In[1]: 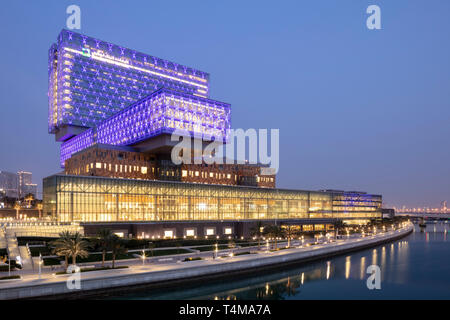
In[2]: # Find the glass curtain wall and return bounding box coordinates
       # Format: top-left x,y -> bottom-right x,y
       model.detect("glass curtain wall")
43,175 -> 381,223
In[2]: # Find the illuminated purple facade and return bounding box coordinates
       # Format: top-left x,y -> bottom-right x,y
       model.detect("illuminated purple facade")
60,88 -> 231,167
48,29 -> 210,136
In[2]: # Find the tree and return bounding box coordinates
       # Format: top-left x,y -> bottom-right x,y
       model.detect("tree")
95,229 -> 112,267
263,225 -> 285,250
37,203 -> 43,219
250,221 -> 265,250
51,231 -> 72,270
148,242 -> 155,257
14,202 -> 20,220
24,193 -> 34,208
228,240 -> 236,255
51,231 -> 90,269
109,235 -> 127,269
333,220 -> 347,239
282,225 -> 299,248
69,232 -> 90,266
175,241 -> 182,254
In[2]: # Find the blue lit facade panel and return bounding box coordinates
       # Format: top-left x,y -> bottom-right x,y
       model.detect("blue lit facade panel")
60,88 -> 231,167
49,30 -> 210,133
332,192 -> 382,214
60,128 -> 95,167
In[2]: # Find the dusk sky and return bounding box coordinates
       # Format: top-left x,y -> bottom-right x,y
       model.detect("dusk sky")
0,0 -> 449,208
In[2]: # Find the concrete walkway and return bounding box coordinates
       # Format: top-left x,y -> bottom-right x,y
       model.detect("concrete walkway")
0,224 -> 413,300
2,231 -> 34,271
5,232 -> 20,262
18,246 -> 33,271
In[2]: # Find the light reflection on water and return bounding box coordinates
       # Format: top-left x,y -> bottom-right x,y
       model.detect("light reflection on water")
105,223 -> 450,300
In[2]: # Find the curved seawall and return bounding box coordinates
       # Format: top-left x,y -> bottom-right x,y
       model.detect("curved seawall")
0,224 -> 413,300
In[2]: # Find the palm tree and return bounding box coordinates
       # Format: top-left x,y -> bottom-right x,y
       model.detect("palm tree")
24,193 -> 34,208
283,225 -> 299,248
175,241 -> 182,254
109,235 -> 127,269
95,229 -> 112,267
51,231 -> 72,270
228,240 -> 236,256
51,231 -> 90,269
250,221 -> 265,250
68,232 -> 90,266
263,225 -> 285,250
148,242 -> 155,257
37,203 -> 43,219
14,202 -> 20,220
333,220 -> 346,239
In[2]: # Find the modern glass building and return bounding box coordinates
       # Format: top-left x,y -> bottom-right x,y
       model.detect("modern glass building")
60,88 -> 231,167
43,175 -> 382,224
48,29 -> 210,139
44,30 -> 384,238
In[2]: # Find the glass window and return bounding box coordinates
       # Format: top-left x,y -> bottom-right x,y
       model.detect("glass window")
164,230 -> 174,238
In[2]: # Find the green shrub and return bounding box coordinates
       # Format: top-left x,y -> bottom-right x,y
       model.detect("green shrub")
0,265 -> 12,272
183,257 -> 202,262
29,246 -> 52,257
191,245 -> 229,252
0,260 -> 22,272
234,251 -> 255,256
43,257 -> 63,266
141,248 -> 190,256
17,237 -> 54,246
0,275 -> 21,280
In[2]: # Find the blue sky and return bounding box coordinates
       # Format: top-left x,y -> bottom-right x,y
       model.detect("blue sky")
0,0 -> 449,207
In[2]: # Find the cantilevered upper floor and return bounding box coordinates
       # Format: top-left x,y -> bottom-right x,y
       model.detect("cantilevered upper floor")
48,29 -> 210,139
59,88 -> 231,167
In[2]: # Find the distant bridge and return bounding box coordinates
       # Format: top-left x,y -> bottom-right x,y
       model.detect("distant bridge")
396,212 -> 450,219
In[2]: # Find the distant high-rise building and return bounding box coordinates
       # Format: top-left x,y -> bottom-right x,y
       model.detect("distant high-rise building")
441,200 -> 448,211
0,171 -> 19,198
18,171 -> 37,198
0,171 -> 38,199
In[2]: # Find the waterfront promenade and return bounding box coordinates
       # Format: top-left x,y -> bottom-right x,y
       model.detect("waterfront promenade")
0,223 -> 413,299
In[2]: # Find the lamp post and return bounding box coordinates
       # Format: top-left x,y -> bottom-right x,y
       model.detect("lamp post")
37,203 -> 43,220
38,253 -> 42,279
141,250 -> 146,266
14,202 -> 20,220
214,243 -> 218,259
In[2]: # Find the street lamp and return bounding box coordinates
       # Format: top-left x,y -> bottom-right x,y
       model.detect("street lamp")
38,253 -> 42,279
141,250 -> 146,266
